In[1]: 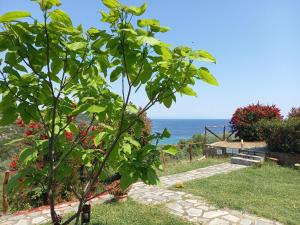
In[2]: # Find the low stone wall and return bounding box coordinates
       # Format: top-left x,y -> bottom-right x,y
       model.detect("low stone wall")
204,144 -> 267,157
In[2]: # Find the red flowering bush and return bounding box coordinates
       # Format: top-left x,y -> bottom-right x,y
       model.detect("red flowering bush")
230,104 -> 282,141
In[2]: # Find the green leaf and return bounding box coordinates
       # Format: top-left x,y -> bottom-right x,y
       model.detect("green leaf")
110,66 -> 122,82
0,11 -> 31,23
87,27 -> 100,36
102,0 -> 121,9
38,0 -> 61,11
19,148 -> 38,165
124,136 -> 140,148
66,42 -> 87,51
157,26 -> 169,33
7,172 -> 22,192
49,9 -> 72,27
94,132 -> 106,147
162,145 -> 177,156
137,19 -> 169,33
137,36 -> 161,46
198,67 -> 219,86
124,3 -> 147,16
51,59 -> 63,75
162,128 -> 171,138
123,143 -> 131,154
71,104 -> 89,115
68,123 -> 78,133
127,104 -> 139,114
87,105 -> 106,113
120,165 -> 137,190
137,19 -> 160,28
153,46 -> 172,60
198,50 -> 216,63
162,96 -> 172,108
195,50 -> 216,63
54,125 -> 60,134
140,61 -> 152,83
4,138 -> 24,146
0,35 -> 10,52
146,168 -> 159,185
174,45 -> 192,57
118,28 -> 137,35
180,86 -> 197,96
0,106 -> 17,126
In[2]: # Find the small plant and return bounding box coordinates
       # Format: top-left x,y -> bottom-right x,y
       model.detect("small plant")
230,103 -> 282,141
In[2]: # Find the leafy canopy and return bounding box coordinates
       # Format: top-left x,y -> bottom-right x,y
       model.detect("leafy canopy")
0,0 -> 217,223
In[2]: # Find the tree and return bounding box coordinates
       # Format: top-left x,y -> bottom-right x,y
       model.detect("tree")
0,0 -> 218,224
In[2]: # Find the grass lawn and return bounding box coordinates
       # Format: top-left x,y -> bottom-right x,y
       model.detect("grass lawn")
56,199 -> 192,225
157,157 -> 228,177
173,163 -> 300,225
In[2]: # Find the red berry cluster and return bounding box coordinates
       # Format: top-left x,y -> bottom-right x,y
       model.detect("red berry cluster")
64,125 -> 97,147
9,155 -> 18,170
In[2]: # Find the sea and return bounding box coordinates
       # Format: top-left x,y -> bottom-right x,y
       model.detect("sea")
151,119 -> 230,144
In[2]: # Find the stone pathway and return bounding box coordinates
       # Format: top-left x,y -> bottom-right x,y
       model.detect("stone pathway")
159,163 -> 247,188
128,163 -> 282,225
0,163 -> 282,225
129,183 -> 281,225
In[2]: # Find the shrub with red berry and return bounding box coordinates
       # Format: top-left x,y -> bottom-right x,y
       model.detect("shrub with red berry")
230,103 -> 282,141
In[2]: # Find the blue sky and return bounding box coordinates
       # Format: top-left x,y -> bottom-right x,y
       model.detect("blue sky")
1,0 -> 299,119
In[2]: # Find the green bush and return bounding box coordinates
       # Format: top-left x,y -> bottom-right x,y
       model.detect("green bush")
258,118 -> 300,153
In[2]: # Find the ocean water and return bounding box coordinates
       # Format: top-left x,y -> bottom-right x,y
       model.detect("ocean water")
152,119 -> 230,144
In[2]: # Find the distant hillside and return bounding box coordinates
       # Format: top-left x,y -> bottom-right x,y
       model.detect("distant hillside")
0,124 -> 23,171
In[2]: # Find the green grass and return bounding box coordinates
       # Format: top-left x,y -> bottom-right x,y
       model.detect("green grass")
51,199 -> 192,225
156,157 -> 228,176
173,163 -> 300,225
